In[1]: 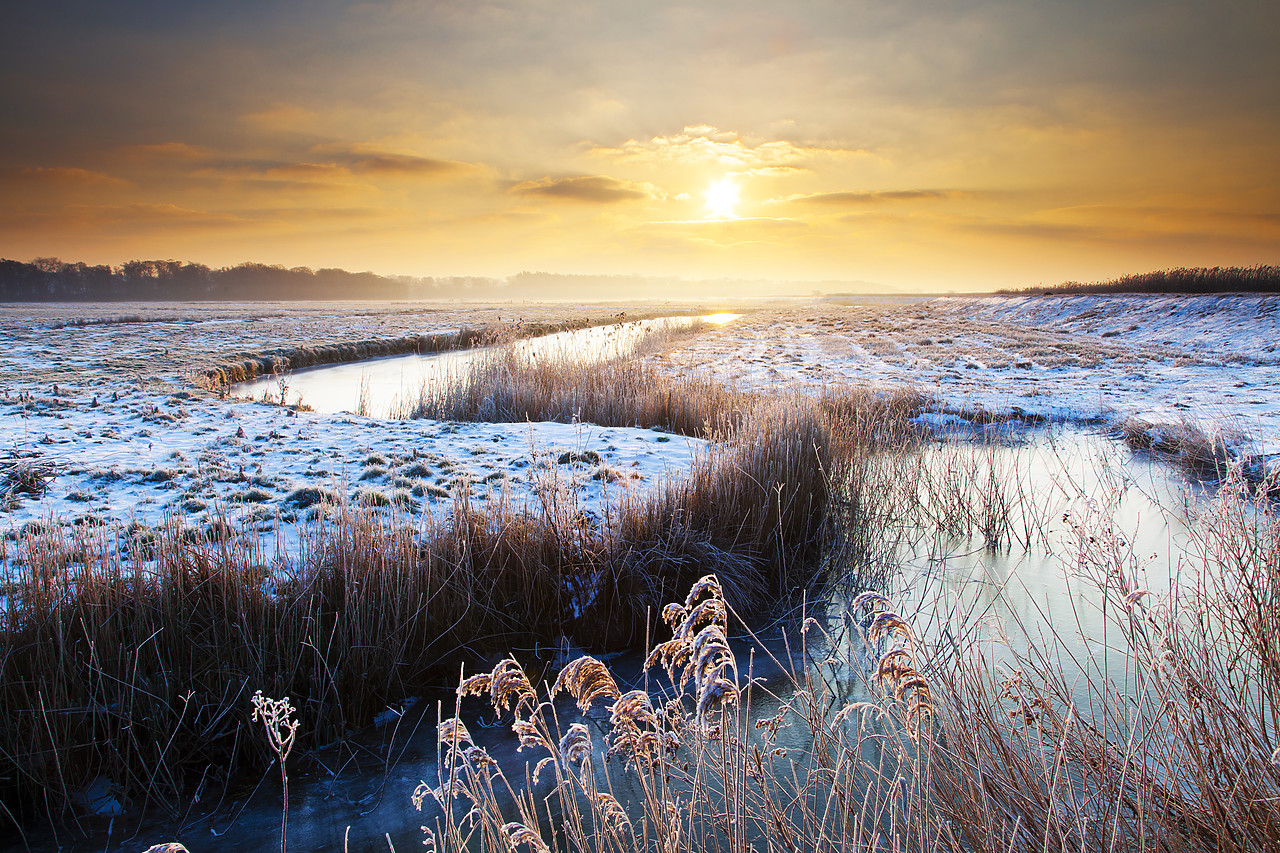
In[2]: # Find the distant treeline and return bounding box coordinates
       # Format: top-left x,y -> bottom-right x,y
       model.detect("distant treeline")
0,256 -> 884,301
1007,265 -> 1280,295
0,257 -> 506,302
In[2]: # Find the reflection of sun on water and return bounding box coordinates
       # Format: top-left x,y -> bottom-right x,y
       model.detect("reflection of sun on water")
702,313 -> 740,325
704,177 -> 740,219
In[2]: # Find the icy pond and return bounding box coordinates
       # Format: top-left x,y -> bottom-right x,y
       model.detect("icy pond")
25,425 -> 1213,853
231,314 -> 740,417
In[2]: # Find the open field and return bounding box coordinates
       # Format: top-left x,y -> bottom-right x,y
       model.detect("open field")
3,294 -> 1276,547
1,294 -> 1278,851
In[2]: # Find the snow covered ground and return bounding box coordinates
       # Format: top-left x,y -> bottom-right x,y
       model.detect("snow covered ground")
0,387 -> 702,562
2,294 -> 1277,566
650,293 -> 1280,457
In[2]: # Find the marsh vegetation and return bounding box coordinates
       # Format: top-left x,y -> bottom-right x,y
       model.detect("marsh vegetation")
0,302 -> 1277,852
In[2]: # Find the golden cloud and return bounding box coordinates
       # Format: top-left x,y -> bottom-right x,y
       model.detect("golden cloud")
113,142 -> 213,163
591,125 -> 867,172
789,189 -> 969,206
5,167 -> 131,189
188,148 -> 470,189
0,203 -> 244,232
511,175 -> 654,203
348,152 -> 468,176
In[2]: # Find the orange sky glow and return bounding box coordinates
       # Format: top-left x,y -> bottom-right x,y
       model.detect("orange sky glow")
2,1 -> 1277,293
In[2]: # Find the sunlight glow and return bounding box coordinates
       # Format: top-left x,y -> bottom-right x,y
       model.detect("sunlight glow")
703,176 -> 740,219
702,312 -> 741,325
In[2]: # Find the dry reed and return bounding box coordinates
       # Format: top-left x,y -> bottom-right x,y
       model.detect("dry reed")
415,466 -> 1280,853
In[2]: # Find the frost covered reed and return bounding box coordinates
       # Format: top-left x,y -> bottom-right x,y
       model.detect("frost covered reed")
420,468 -> 1280,852
419,574 -> 941,853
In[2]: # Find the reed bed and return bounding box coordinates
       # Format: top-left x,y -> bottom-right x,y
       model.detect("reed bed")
408,322 -> 741,436
204,328 -> 488,387
421,464 -> 1280,853
1007,264 -> 1280,295
203,311 -> 704,387
1116,415 -> 1275,488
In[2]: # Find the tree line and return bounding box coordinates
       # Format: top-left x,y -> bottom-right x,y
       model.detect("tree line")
0,257 -> 872,302
0,257 -> 511,301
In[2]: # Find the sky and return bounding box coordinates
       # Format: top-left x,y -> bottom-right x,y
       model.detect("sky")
2,0 -> 1278,292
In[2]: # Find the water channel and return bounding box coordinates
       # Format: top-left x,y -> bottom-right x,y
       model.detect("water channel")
232,315 -> 739,418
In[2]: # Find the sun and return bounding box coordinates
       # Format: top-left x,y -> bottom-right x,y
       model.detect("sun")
703,176 -> 740,219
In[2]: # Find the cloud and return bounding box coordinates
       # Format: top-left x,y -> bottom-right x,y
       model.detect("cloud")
74,202 -> 246,228
248,206 -> 407,223
186,148 -> 471,188
262,162 -> 350,180
790,189 -> 969,206
947,205 -> 1280,248
632,216 -> 808,250
591,125 -> 866,172
4,167 -> 132,189
511,175 -> 653,203
0,202 -> 245,232
114,142 -> 212,162
347,152 -> 467,176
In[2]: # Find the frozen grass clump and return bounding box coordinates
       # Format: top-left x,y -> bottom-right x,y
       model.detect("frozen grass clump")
402,462 -> 432,478
284,486 -> 336,508
353,487 -> 395,507
1,456 -> 58,507
1119,415 -> 1246,479
413,482 -> 450,499
556,449 -> 601,465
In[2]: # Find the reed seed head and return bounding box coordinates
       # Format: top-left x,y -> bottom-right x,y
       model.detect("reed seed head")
501,821 -> 552,853
488,658 -> 537,716
511,718 -> 553,754
559,722 -> 592,768
595,792 -> 633,834
553,655 -> 621,712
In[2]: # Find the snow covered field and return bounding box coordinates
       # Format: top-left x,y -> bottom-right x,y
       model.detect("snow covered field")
652,293 -> 1280,456
2,294 -> 1277,565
